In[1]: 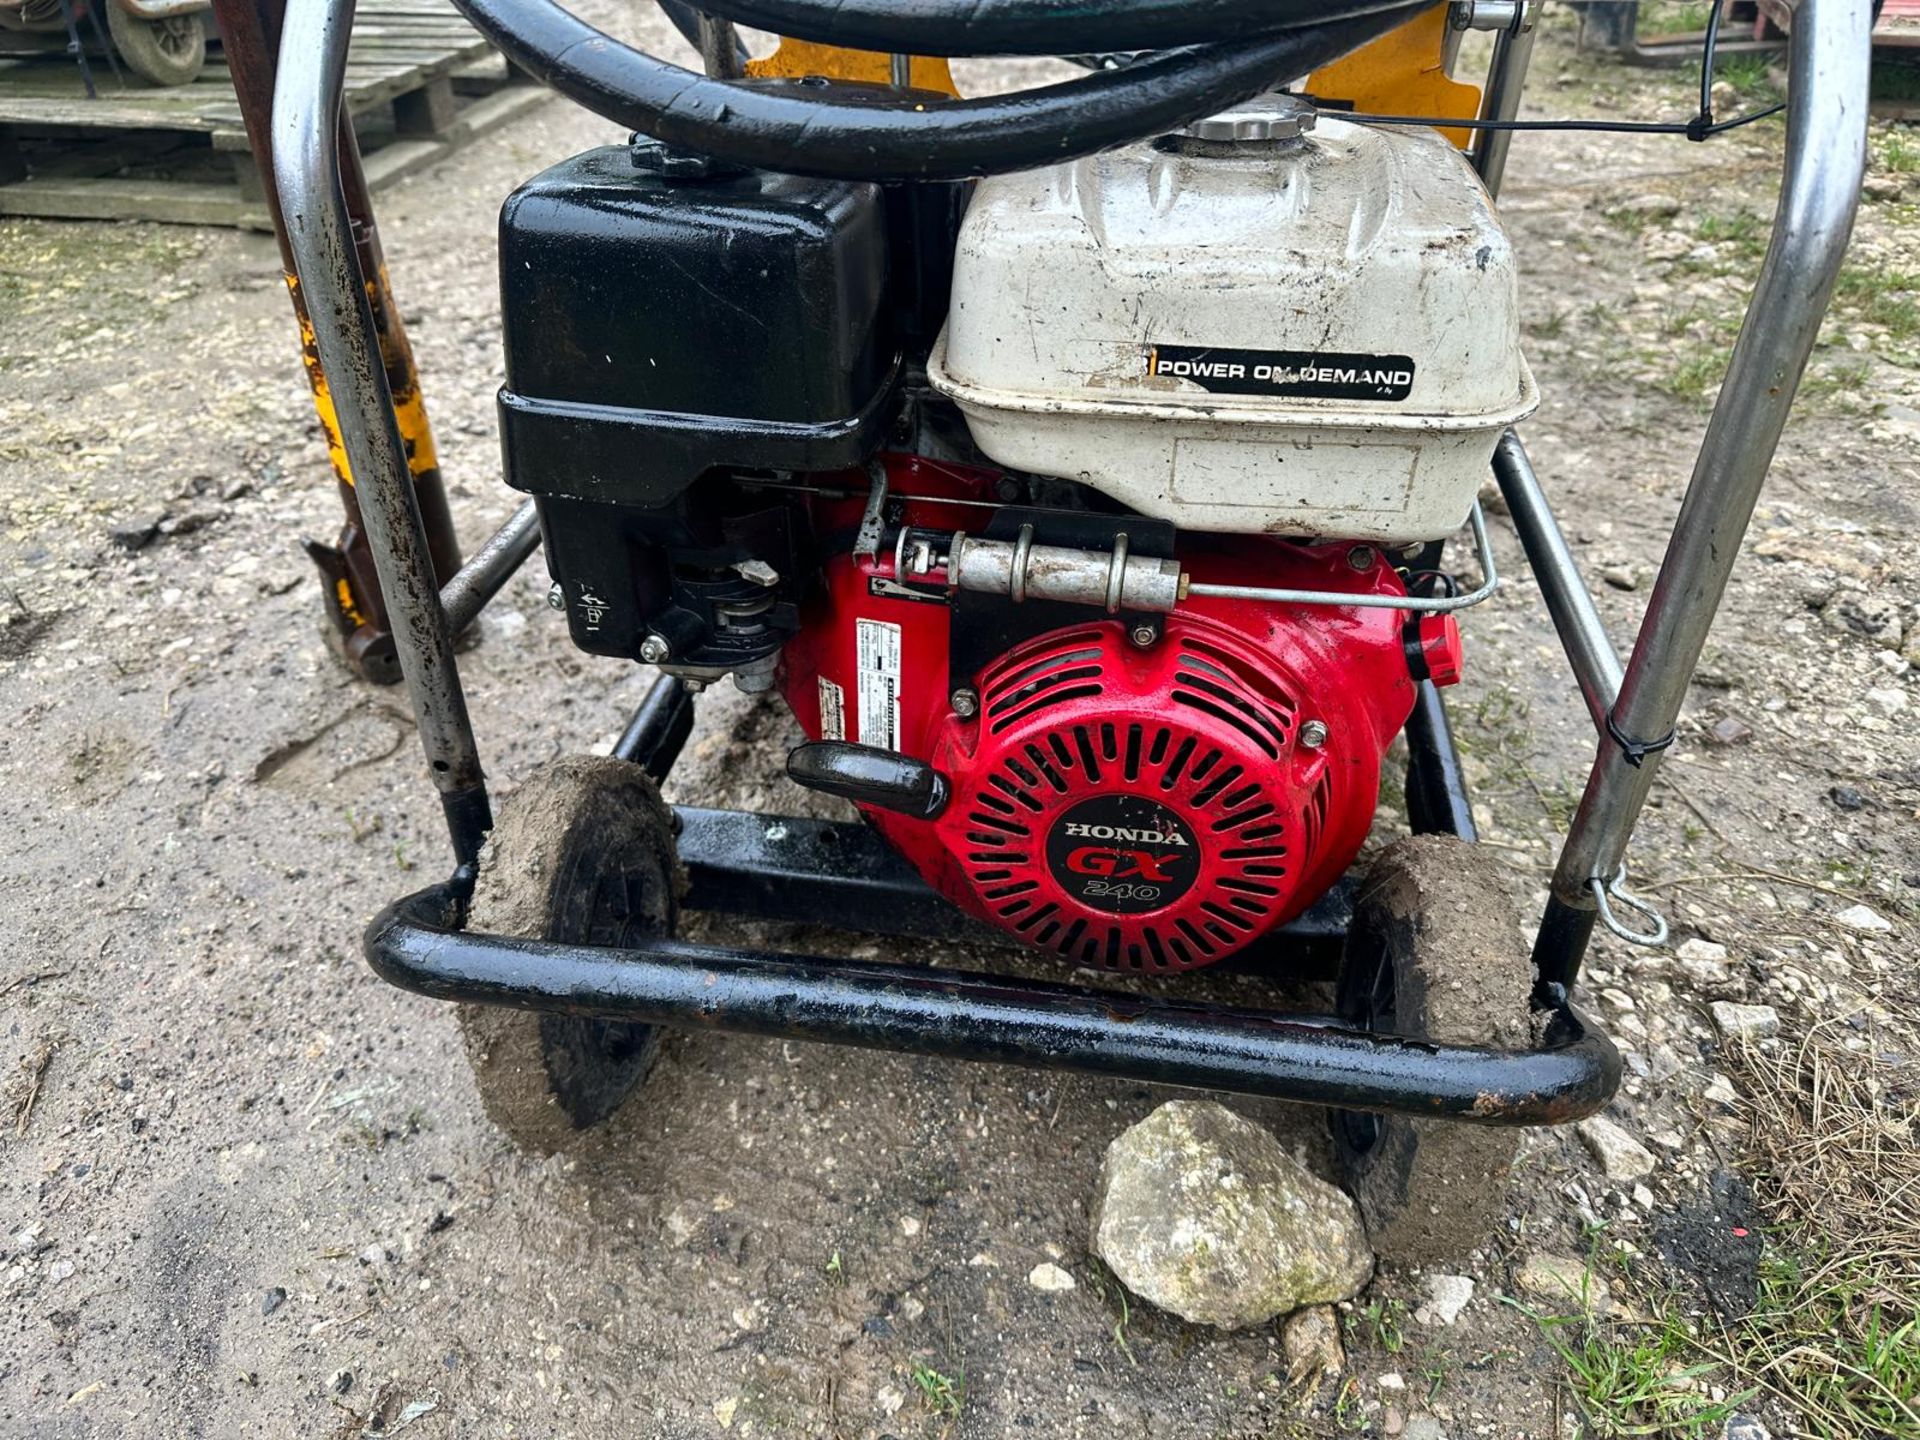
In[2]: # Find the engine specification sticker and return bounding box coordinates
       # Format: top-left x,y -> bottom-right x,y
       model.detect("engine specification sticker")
817,677 -> 845,742
855,619 -> 902,752
1145,344 -> 1416,402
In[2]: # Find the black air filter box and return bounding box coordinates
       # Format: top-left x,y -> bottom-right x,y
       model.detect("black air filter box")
498,148 -> 895,508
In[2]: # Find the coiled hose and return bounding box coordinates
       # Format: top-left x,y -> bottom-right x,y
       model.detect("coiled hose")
448,0 -> 1423,181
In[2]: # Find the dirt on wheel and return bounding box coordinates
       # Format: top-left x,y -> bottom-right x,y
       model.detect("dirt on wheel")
1335,835 -> 1535,1265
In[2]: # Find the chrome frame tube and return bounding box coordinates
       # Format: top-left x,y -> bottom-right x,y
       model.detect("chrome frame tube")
1549,0 -> 1867,910
440,499 -> 541,637
1470,0 -> 1536,197
1492,431 -> 1623,727
273,0 -> 493,862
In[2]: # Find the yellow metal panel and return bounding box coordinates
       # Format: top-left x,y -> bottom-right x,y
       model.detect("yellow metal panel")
744,37 -> 958,95
1307,4 -> 1481,150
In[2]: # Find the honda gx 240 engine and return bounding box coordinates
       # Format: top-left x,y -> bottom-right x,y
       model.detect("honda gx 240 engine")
500,93 -> 1533,973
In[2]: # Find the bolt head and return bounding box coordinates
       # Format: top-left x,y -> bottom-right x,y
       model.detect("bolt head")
1129,624 -> 1158,648
950,688 -> 979,719
1299,719 -> 1329,750
546,582 -> 566,611
1346,546 -> 1375,572
638,634 -> 671,664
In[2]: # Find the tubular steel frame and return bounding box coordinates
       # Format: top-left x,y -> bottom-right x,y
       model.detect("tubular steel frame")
272,0 -> 1867,1124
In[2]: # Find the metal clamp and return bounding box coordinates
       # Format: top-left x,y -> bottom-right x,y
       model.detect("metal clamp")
1104,532 -> 1129,614
1590,866 -> 1668,947
1009,523 -> 1035,603
1450,0 -> 1533,34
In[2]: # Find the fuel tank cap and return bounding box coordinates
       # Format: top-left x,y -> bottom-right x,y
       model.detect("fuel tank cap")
1182,93 -> 1317,144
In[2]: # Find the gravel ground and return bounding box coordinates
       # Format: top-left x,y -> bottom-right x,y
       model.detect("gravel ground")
1,12 -> 1916,1439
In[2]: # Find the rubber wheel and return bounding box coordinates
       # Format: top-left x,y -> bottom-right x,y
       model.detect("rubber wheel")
1331,835 -> 1533,1264
457,756 -> 680,1155
104,4 -> 205,87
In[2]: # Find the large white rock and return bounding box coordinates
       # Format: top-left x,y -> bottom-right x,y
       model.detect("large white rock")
1089,1101 -> 1372,1330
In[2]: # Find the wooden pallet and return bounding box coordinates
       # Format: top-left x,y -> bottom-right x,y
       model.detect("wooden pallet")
0,0 -> 547,227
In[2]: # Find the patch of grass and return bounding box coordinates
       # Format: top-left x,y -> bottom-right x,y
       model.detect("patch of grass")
1874,129 -> 1920,176
1529,307 -> 1572,341
1642,1 -> 1715,33
1713,53 -> 1778,102
1700,1248 -> 1920,1439
1082,1258 -> 1138,1367
1679,1020 -> 1920,1437
1602,206 -> 1656,237
1833,264 -> 1920,342
1520,1298 -> 1751,1438
1346,1296 -> 1407,1355
1331,1378 -> 1369,1433
909,1362 -> 963,1422
1693,209 -> 1769,258
1659,346 -> 1733,403
1795,361 -> 1879,418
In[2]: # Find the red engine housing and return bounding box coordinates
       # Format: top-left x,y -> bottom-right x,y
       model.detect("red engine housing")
778,455 -> 1456,972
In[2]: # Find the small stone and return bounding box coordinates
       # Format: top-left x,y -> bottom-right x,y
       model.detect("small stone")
1703,1073 -> 1739,1106
1601,565 -> 1639,591
160,509 -> 220,538
1378,1371 -> 1406,1391
1515,1253 -> 1611,1315
1418,1273 -> 1474,1326
1710,1002 -> 1781,1040
1827,785 -> 1866,812
1384,1405 -> 1406,1436
358,1243 -> 386,1266
875,1385 -> 904,1417
1577,1115 -> 1656,1182
1281,1305 -> 1345,1385
1089,1100 -> 1373,1329
109,515 -> 165,551
1614,192 -> 1681,218
898,1215 -> 922,1237
1403,1419 -> 1450,1440
712,1396 -> 738,1430
1825,597 -> 1903,645
1834,904 -> 1892,934
1706,716 -> 1754,746
1724,1416 -> 1770,1440
328,1370 -> 354,1396
261,1287 -> 287,1317
1676,938 -> 1729,965
1866,688 -> 1907,716
1027,1262 -> 1076,1294
48,1259 -> 74,1282
1632,1184 -> 1656,1210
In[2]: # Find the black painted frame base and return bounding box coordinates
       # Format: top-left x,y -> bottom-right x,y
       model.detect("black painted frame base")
366,877 -> 1618,1125
360,674 -> 1621,1126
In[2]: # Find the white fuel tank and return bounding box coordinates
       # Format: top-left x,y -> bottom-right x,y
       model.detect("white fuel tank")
926,97 -> 1536,543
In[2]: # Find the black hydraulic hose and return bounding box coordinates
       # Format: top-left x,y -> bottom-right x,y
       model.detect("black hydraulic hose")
449,0 -> 1423,180
690,0 -> 1416,57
